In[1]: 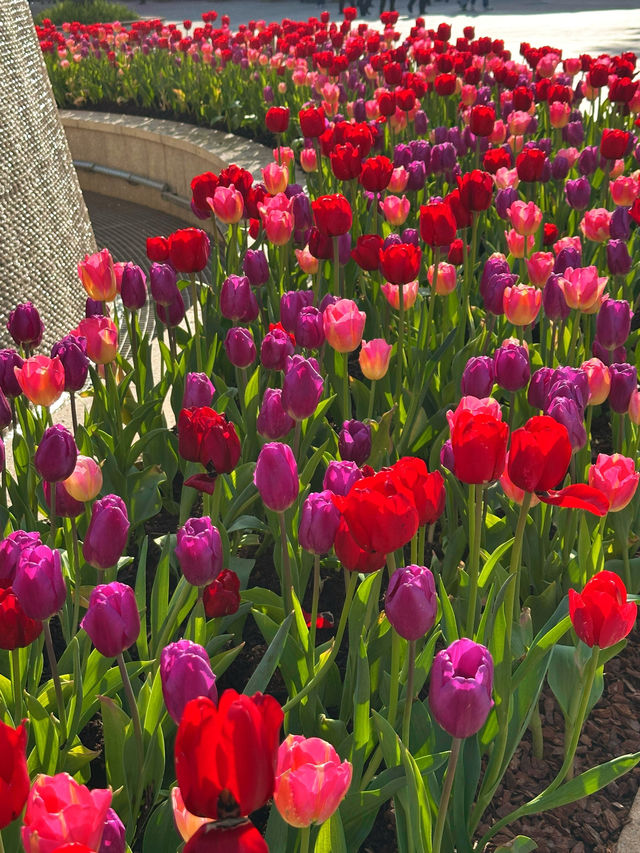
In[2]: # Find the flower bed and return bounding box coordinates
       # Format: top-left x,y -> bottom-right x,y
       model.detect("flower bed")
1,7 -> 640,853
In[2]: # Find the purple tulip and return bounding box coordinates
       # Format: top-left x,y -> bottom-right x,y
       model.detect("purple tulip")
564,177 -> 590,210
577,145 -> 598,176
386,564 -> 437,641
254,443 -> 299,513
481,272 -> 517,316
85,298 -> 104,317
34,425 -> 78,484
323,460 -> 363,496
596,297 -> 632,349
493,341 -> 530,392
528,367 -> 556,410
7,302 -> 43,349
429,638 -> 494,738
280,290 -> 314,334
149,263 -> 179,306
0,388 -> 11,430
495,187 -> 519,220
414,110 -> 428,135
553,248 -> 581,275
51,335 -> 89,392
440,439 -> 455,473
606,240 -> 632,276
338,419 -> 372,467
461,356 -> 495,398
220,275 -> 259,323
156,290 -> 185,328
551,155 -> 570,181
183,372 -> 215,409
592,339 -> 626,366
298,490 -> 341,555
81,582 -> 140,657
546,396 -> 587,450
294,306 -> 325,350
0,349 -> 23,398
542,274 -> 571,321
261,326 -> 295,371
99,808 -> 126,853
406,160 -> 427,191
551,367 -> 590,408
175,516 -> 223,587
0,530 -> 41,587
256,388 -> 295,439
83,495 -> 130,571
609,363 -> 637,413
14,545 -> 66,621
610,206 -> 631,241
224,327 -> 256,368
160,639 -> 218,724
120,263 -> 147,311
282,356 -> 324,421
243,249 -> 269,286
401,228 -> 420,247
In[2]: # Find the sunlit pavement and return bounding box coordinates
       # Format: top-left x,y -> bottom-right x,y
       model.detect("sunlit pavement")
126,0 -> 640,57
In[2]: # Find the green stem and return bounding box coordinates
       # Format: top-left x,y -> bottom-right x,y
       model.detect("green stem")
0,830 -> 5,853
11,648 -> 22,725
299,825 -> 310,853
367,379 -> 377,421
332,237 -> 342,298
189,273 -> 203,373
44,619 -> 67,745
70,517 -> 82,636
432,737 -> 463,853
117,652 -> 145,821
308,554 -> 321,665
342,351 -> 351,423
566,310 -> 581,365
388,628 -> 402,729
530,702 -> 544,760
396,282 -> 405,407
401,639 -> 416,745
465,483 -> 484,638
279,512 -> 294,615
48,483 -> 56,548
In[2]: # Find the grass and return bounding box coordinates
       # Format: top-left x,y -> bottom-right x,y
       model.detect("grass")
34,0 -> 139,25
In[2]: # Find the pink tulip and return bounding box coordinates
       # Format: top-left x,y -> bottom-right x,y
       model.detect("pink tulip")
77,249 -> 117,302
63,456 -> 103,502
610,176 -> 640,207
489,120 -> 507,145
381,280 -> 419,311
274,735 -> 352,828
505,229 -> 535,258
294,246 -> 319,275
388,167 -> 409,193
507,110 -> 533,136
526,251 -> 554,287
258,194 -> 295,246
300,148 -> 318,173
503,283 -> 541,326
427,262 -> 457,295
582,358 -> 611,406
323,299 -> 366,353
629,389 -> 640,425
589,453 -> 639,512
558,266 -> 608,313
446,396 -> 503,433
171,787 -> 211,843
73,316 -> 118,364
380,195 -> 410,226
553,235 -> 582,256
580,208 -> 612,243
21,773 -> 112,853
14,355 -> 65,407
262,162 -> 288,195
359,339 -> 392,380
507,201 -> 543,236
208,185 -> 243,224
494,167 -> 519,190
274,146 -> 295,167
557,146 -> 580,167
549,100 -> 571,128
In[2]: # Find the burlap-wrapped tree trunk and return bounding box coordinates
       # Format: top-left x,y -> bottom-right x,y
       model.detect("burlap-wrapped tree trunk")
0,0 -> 96,349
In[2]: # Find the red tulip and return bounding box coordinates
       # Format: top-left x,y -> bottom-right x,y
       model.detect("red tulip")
508,415 -> 572,493
516,149 -> 547,183
312,195 -> 352,237
451,409 -> 508,484
0,587 -> 42,649
146,236 -> 170,262
190,172 -> 219,219
351,234 -> 384,271
536,484 -> 609,515
379,243 -> 422,285
0,719 -> 29,829
469,105 -> 496,137
456,170 -> 494,212
600,128 -> 630,161
569,571 -> 636,648
184,821 -> 267,853
299,106 -> 325,138
175,692 -> 283,819
359,155 -> 394,192
330,143 -> 362,181
333,516 -> 387,574
393,457 -> 446,526
265,107 -> 290,134
419,202 -> 457,247
168,228 -> 211,274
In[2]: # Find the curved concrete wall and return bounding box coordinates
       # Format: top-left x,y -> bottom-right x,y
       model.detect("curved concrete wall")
60,110 -> 273,225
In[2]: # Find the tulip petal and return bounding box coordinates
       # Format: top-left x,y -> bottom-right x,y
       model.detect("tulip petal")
537,484 -> 609,515
184,474 -> 218,494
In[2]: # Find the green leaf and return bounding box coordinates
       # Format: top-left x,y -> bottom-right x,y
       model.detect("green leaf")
99,695 -> 132,823
244,612 -> 294,695
135,536 -> 149,661
24,692 -> 59,775
438,573 -> 459,645
351,638 -> 371,786
495,837 -> 538,852
314,810 -> 348,853
548,644 -> 603,720
142,797 -> 182,853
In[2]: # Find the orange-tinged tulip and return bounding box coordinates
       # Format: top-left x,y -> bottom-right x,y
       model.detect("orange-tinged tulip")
14,356 -> 65,407
72,317 -> 118,364
171,787 -> 211,843
359,339 -> 392,380
77,248 -> 117,302
503,283 -> 541,326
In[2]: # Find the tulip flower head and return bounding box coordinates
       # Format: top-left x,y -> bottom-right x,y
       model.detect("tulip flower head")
171,787 -> 212,843
323,299 -> 366,353
14,355 -> 65,407
429,639 -> 494,738
588,454 -> 639,512
0,719 -> 30,830
359,339 -> 392,380
78,248 -> 117,302
81,582 -> 140,658
503,283 -> 541,326
569,571 -> 636,649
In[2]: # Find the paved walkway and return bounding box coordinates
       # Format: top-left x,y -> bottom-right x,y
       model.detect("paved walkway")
127,0 -> 640,57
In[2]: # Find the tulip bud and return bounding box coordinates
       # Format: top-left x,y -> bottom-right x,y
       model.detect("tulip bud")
0,349 -> 23,398
254,443 -> 299,512
261,325 -> 295,371
81,582 -> 140,657
83,495 -> 130,571
203,568 -> 241,618
606,239 -> 632,276
461,356 -> 494,398
98,808 -> 126,853
564,176 -> 591,210
35,425 -> 78,483
63,455 -> 103,503
282,356 -> 324,421
50,335 -> 89,392
359,339 -> 392,381
224,327 -> 256,368
609,363 -> 637,413
175,517 -> 223,587
339,420 -> 372,466
294,307 -> 325,350
7,302 -> 44,350
183,373 -> 215,409
569,571 -> 636,649
299,491 -> 341,555
120,263 -> 147,310
150,263 -> 179,306
596,297 -> 632,350
242,249 -> 269,286
257,388 -> 295,440
542,274 -> 571,321
220,275 -> 259,323
582,358 -> 610,406
0,530 -> 41,588
14,355 -> 65,407
160,640 -> 218,724
493,340 -> 530,392
429,638 -> 494,738
386,564 -> 437,641
323,460 -> 364,496
14,545 -> 66,620
0,388 -> 11,430
528,366 -> 556,409
610,206 -> 631,241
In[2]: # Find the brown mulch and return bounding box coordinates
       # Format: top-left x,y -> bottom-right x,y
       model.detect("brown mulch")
479,626 -> 640,852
